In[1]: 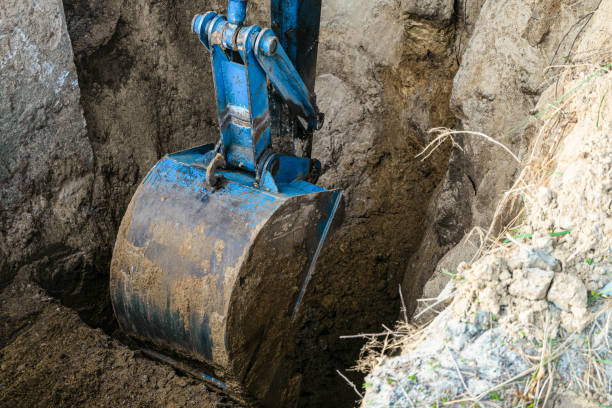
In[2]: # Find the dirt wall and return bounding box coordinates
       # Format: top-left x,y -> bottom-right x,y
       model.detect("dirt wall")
407,0 -> 605,307
2,0 -> 460,405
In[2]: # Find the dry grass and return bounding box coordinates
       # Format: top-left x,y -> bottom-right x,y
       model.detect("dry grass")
440,305 -> 612,407
413,61 -> 611,267
353,303 -> 611,407
349,318 -> 431,376
416,129 -> 521,164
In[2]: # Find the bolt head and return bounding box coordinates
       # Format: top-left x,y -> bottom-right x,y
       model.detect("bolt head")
266,37 -> 278,56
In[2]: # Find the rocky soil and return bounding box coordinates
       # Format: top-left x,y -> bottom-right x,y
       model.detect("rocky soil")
0,0 -> 100,319
1,2 -> 230,406
409,0 -> 605,311
360,0 -> 612,406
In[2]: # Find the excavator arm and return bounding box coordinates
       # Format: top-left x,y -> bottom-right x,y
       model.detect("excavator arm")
254,27 -> 321,131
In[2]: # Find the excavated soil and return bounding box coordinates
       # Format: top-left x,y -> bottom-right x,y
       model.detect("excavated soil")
0,275 -> 237,408
1,0 -> 458,406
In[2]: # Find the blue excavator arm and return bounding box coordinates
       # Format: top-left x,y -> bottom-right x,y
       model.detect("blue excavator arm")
191,0 -> 324,190
270,0 -> 323,159
254,28 -> 320,131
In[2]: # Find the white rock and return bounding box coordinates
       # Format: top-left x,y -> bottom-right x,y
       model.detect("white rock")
499,270 -> 512,282
558,214 -> 577,230
560,309 -> 590,333
518,309 -> 534,325
470,263 -> 495,281
532,300 -> 548,312
453,294 -> 472,316
526,249 -> 562,272
547,273 -> 588,313
509,268 -> 554,300
507,247 -> 561,272
532,231 -> 554,253
469,256 -> 506,282
479,285 -> 500,315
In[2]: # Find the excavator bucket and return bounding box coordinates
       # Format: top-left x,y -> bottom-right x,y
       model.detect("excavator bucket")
110,144 -> 342,401
110,0 -> 338,403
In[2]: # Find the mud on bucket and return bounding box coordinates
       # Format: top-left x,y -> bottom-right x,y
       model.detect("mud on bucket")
110,144 -> 343,404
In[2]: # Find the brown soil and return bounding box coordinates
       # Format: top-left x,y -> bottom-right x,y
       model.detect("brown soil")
0,275 -> 238,408
1,1 -> 459,406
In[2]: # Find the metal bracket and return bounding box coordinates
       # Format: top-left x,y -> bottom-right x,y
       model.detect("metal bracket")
206,153 -> 226,189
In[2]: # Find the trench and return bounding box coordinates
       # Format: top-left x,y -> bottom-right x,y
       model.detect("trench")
37,0 -> 461,406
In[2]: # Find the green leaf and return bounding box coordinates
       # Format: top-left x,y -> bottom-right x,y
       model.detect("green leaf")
597,90 -> 609,128
441,269 -> 464,280
503,230 -> 571,244
489,392 -> 503,401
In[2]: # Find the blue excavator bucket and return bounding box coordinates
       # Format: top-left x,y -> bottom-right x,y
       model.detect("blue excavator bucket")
110,144 -> 342,401
111,0 -> 340,404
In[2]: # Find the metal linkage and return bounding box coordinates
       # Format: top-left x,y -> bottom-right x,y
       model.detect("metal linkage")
191,0 -> 322,191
